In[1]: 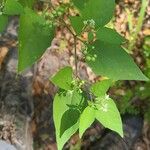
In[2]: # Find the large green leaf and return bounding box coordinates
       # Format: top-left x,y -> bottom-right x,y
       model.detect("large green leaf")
0,15 -> 8,33
51,67 -> 73,90
73,0 -> 88,10
3,0 -> 24,15
97,27 -> 126,45
53,92 -> 79,150
18,8 -> 54,72
73,0 -> 115,27
95,98 -> 123,137
87,27 -> 148,81
79,106 -> 95,138
91,79 -> 113,97
60,109 -> 80,137
19,0 -> 36,8
70,16 -> 84,35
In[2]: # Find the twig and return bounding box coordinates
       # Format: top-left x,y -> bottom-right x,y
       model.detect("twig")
74,35 -> 78,78
128,0 -> 148,52
61,18 -> 76,36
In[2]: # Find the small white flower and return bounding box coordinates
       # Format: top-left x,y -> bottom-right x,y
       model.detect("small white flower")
101,103 -> 108,112
105,94 -> 110,100
89,19 -> 95,27
68,90 -> 73,95
83,20 -> 88,25
139,86 -> 145,91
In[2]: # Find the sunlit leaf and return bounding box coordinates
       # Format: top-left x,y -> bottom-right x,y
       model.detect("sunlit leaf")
53,92 -> 79,150
79,106 -> 95,138
51,67 -> 73,90
95,98 -> 123,137
91,79 -> 113,97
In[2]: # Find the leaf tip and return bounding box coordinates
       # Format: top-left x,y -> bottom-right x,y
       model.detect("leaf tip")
79,130 -> 83,139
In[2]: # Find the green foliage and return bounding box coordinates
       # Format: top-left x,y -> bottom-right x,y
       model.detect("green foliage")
143,36 -> 150,78
127,0 -> 149,52
52,67 -> 87,150
143,36 -> 150,58
91,79 -> 113,97
0,15 -> 8,32
117,89 -> 136,115
95,97 -> 123,137
83,94 -> 123,138
90,80 -> 123,137
18,8 -> 54,72
1,0 -> 149,149
70,16 -> 84,35
79,106 -> 95,138
53,92 -> 80,150
60,109 -> 80,137
3,0 -> 24,15
51,67 -> 73,90
87,27 -> 148,81
114,35 -> 150,117
18,0 -> 36,8
73,0 -> 115,27
52,67 -> 123,149
113,82 -> 141,116
97,27 -> 125,45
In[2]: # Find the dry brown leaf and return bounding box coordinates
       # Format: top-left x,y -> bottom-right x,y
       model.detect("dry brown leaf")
0,47 -> 8,69
143,29 -> 150,36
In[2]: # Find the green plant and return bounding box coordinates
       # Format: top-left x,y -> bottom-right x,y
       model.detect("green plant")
0,0 -> 149,149
126,0 -> 149,53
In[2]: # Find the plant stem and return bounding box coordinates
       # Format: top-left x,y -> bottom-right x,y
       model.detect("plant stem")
74,35 -> 78,78
126,8 -> 133,32
128,0 -> 148,52
59,19 -> 80,78
61,18 -> 76,36
50,4 -> 83,78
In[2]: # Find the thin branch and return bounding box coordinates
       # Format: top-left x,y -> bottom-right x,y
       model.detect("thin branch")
61,18 -> 76,36
49,3 -> 74,35
74,35 -> 78,78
